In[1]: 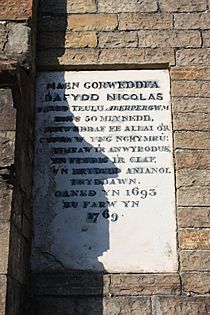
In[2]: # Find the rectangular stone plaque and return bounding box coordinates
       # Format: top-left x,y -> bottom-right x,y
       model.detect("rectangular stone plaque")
32,70 -> 178,272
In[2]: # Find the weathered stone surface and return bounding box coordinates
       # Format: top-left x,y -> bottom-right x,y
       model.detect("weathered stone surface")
138,30 -> 201,48
0,23 -> 7,51
110,274 -> 180,295
38,49 -> 99,67
31,273 -> 110,296
171,66 -> 210,80
98,32 -> 138,48
98,0 -> 158,13
172,97 -> 210,113
39,32 -> 97,49
176,169 -> 210,188
174,113 -> 210,131
203,30 -> 210,48
5,23 -> 31,55
177,207 -> 210,228
0,275 -> 7,315
0,223 -> 10,273
67,14 -> 118,31
174,12 -> 210,29
0,0 -> 33,20
159,0 -> 207,12
0,89 -> 16,131
103,297 -> 151,315
98,48 -> 175,65
0,132 -> 15,167
177,187 -> 210,206
174,131 -> 210,149
0,181 -> 12,221
179,230 -> 210,249
176,48 -> 210,65
180,250 -> 210,271
182,273 -> 210,294
175,150 -> 210,169
119,13 -> 173,30
171,81 -> 210,97
153,296 -> 210,314
41,0 -> 96,14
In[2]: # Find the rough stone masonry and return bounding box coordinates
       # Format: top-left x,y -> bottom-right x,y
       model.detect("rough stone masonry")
0,0 -> 210,314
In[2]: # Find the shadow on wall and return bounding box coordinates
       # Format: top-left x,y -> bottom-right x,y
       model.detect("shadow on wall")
31,1 -> 116,314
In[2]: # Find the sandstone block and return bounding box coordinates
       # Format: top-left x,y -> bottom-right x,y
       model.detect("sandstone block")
176,169 -> 210,188
177,207 -> 210,228
0,275 -> 7,315
172,81 -> 210,97
153,296 -> 210,315
0,89 -> 16,131
39,32 -> 97,49
179,230 -> 210,249
5,22 -> 31,55
174,131 -> 210,149
67,14 -> 118,31
172,97 -> 210,113
182,273 -> 210,294
0,223 -> 10,273
119,13 -> 173,30
98,48 -> 175,65
0,23 -> 7,51
138,30 -> 201,48
174,12 -> 210,29
0,131 -> 15,167
98,32 -> 138,48
98,0 -> 158,13
110,274 -> 180,295
0,0 -> 32,20
41,0 -> 96,14
0,181 -> 12,221
176,48 -> 210,66
175,150 -> 210,169
159,0 -> 207,12
103,297 -> 151,315
171,66 -> 210,80
180,250 -> 210,271
173,113 -> 210,130
203,30 -> 210,47
177,187 -> 210,206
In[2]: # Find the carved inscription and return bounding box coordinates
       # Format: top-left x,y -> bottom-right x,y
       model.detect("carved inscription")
32,70 -> 177,272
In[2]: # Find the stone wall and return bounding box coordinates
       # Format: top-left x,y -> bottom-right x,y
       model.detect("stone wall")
0,0 -> 36,314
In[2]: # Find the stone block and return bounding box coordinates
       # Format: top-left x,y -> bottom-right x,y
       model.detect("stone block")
173,113 -> 210,130
138,30 -> 201,48
171,81 -> 210,97
203,30 -> 210,47
179,230 -> 210,249
67,14 -> 118,31
0,89 -> 16,131
177,187 -> 210,206
103,297 -> 151,315
0,131 -> 15,168
41,0 -> 96,14
180,250 -> 210,271
0,275 -> 7,315
174,131 -> 210,149
31,273 -> 110,296
177,207 -> 210,228
172,97 -> 210,113
98,0 -> 158,13
153,296 -> 210,315
176,48 -> 210,66
0,0 -> 33,20
171,66 -> 210,80
175,150 -> 210,169
176,169 -> 210,188
182,273 -> 210,295
98,48 -> 175,65
159,0 -> 207,12
174,12 -> 210,29
98,32 -> 138,48
119,13 -> 173,30
5,23 -> 31,55
39,32 -> 97,49
0,222 -> 10,274
38,17 -> 67,32
110,274 -> 180,295
37,49 -> 99,67
0,23 -> 7,51
0,181 -> 13,221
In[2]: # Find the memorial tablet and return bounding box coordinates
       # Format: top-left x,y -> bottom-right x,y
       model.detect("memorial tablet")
32,70 -> 177,272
